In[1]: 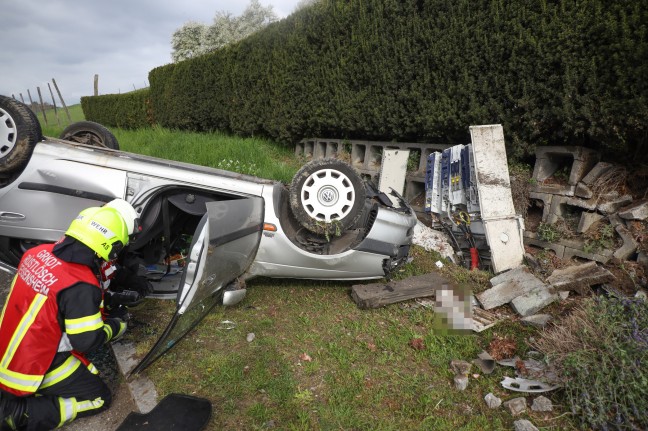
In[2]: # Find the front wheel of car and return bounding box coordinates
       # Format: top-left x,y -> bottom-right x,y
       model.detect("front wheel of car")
0,95 -> 42,175
289,158 -> 366,236
59,121 -> 119,149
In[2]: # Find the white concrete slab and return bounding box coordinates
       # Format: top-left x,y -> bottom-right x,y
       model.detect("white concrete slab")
379,148 -> 410,207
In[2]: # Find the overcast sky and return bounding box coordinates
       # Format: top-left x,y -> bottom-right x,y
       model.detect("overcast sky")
0,0 -> 302,105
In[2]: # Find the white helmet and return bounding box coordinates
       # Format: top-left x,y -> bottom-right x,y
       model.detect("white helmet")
105,198 -> 139,236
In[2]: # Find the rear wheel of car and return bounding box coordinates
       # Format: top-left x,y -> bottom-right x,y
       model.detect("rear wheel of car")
289,158 -> 366,236
59,121 -> 119,150
0,95 -> 42,175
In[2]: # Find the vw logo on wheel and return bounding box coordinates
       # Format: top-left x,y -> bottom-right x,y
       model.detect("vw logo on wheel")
321,189 -> 335,202
318,186 -> 338,206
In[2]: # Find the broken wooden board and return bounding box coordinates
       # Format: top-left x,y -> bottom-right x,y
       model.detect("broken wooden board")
351,273 -> 450,309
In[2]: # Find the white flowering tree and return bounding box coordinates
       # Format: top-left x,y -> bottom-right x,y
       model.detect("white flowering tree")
171,0 -> 278,62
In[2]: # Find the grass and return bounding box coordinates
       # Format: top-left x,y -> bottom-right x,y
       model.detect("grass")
37,106 -> 301,183
126,249 -> 577,431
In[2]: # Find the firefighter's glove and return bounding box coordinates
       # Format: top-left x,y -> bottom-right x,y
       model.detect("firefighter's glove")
105,318 -> 128,342
114,266 -> 153,298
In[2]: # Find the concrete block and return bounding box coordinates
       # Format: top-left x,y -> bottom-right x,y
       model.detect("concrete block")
565,195 -> 598,211
485,393 -> 502,409
547,195 -> 569,223
529,192 -> 553,222
613,223 -> 639,260
581,162 -> 614,185
575,182 -> 594,199
503,396 -> 527,415
514,420 -> 539,431
532,146 -> 600,185
577,212 -> 603,233
608,214 -> 623,228
637,252 -> 648,265
618,199 -> 648,221
546,261 -> 615,294
563,247 -> 612,264
530,183 -> 576,197
521,314 -> 552,328
598,194 -> 633,215
511,286 -> 558,316
523,236 -> 566,259
531,396 -> 553,412
479,267 -> 547,310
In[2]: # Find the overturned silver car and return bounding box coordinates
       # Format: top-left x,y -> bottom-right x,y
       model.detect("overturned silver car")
0,95 -> 416,371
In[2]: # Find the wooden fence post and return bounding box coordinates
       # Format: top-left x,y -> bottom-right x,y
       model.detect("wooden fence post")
27,89 -> 35,114
36,87 -> 48,125
19,93 -> 25,104
94,74 -> 99,96
47,83 -> 61,126
52,79 -> 71,122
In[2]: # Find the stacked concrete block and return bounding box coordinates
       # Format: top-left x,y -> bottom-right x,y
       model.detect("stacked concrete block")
525,146 -> 642,265
531,146 -> 600,196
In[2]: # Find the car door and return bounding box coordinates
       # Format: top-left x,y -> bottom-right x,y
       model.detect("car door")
131,197 -> 264,374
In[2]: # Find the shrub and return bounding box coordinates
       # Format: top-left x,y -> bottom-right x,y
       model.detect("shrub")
534,297 -> 648,430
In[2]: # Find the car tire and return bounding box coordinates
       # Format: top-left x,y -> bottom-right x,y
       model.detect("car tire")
59,121 -> 119,149
289,158 -> 366,236
0,95 -> 42,175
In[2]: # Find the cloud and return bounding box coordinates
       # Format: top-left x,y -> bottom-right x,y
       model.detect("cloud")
0,0 -> 300,105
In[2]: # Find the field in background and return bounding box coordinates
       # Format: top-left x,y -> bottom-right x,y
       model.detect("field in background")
35,111 -> 575,430
37,106 -> 301,183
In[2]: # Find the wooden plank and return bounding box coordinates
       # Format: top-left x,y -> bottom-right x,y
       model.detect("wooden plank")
351,273 -> 450,309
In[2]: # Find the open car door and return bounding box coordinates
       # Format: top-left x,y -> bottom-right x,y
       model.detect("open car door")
132,198 -> 264,374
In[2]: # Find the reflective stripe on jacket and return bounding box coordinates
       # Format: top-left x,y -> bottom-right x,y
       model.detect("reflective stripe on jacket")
0,243 -> 99,396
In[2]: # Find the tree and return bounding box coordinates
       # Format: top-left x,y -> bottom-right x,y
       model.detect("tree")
171,21 -> 208,62
171,0 -> 278,62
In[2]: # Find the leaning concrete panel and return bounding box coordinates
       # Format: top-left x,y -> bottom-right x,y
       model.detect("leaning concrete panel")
470,125 -> 524,273
379,149 -> 410,207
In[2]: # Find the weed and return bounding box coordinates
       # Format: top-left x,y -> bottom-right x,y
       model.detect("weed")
407,150 -> 421,172
584,223 -> 616,253
537,222 -> 561,242
534,297 -> 648,430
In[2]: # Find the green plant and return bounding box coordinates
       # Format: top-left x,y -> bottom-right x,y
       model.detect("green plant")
534,297 -> 648,430
407,150 -> 421,172
537,222 -> 561,242
583,223 -> 616,253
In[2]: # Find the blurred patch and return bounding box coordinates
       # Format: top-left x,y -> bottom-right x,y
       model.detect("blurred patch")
433,284 -> 472,335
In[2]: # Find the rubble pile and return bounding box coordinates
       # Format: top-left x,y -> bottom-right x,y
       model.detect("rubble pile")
525,146 -> 647,266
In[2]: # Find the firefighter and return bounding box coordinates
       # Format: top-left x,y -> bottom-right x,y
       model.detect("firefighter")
0,204 -> 135,430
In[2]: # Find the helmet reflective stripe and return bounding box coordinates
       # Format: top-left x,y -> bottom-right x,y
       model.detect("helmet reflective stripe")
0,294 -> 47,370
64,312 -> 103,335
40,355 -> 82,389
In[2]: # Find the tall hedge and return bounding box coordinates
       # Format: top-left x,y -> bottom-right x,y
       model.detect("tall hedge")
144,0 -> 646,160
81,89 -> 153,129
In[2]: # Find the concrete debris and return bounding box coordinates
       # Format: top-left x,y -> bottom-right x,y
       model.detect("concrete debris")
511,286 -> 558,317
473,351 -> 496,374
531,395 -> 553,412
521,314 -> 552,328
484,393 -> 502,409
450,359 -> 472,376
454,375 -> 469,391
503,397 -> 527,416
558,291 -> 570,300
577,212 -> 603,233
246,333 -> 256,342
472,307 -> 501,332
598,194 -> 633,215
618,199 -> 648,221
613,223 -> 639,260
526,146 -> 645,269
546,261 -> 615,295
514,419 -> 540,431
412,221 -> 455,261
478,267 -> 548,310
